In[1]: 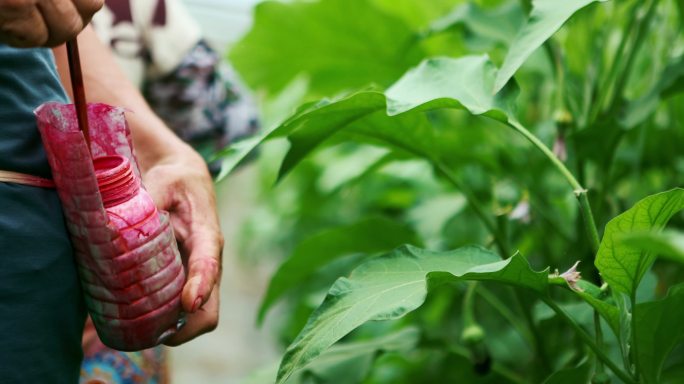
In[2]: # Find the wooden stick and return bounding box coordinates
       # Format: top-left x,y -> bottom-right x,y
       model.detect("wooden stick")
65,37 -> 91,152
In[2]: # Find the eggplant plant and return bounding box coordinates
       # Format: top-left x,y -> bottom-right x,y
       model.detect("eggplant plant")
221,0 -> 684,382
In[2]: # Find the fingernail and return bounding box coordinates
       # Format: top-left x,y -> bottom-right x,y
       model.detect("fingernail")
191,296 -> 203,313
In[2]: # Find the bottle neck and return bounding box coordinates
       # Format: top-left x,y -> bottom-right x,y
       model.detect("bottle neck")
93,155 -> 139,208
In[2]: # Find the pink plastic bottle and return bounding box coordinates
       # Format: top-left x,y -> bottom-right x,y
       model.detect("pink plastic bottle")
36,102 -> 185,351
93,155 -> 160,247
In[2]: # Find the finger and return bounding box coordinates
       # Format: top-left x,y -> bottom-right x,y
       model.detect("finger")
72,0 -> 104,21
164,285 -> 219,346
0,6 -> 49,47
180,229 -> 223,313
37,0 -> 86,47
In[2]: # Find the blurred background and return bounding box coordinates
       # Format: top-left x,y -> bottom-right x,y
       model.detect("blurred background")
168,2 -> 280,384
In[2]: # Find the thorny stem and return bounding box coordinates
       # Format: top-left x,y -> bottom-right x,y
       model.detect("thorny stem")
541,297 -> 637,384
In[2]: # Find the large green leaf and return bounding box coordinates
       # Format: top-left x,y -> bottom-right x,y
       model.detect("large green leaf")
494,0 -> 605,93
634,284 -> 684,384
258,217 -> 420,323
216,55 -> 519,183
595,188 -> 684,295
622,230 -> 684,264
276,245 -> 549,383
229,0 -> 424,97
277,55 -> 518,179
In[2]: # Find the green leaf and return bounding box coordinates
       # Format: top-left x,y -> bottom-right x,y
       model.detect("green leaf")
622,55 -> 684,128
229,0 -> 424,98
276,93 -> 388,180
634,284 -> 684,384
276,245 -> 549,383
428,1 -> 525,45
217,55 -> 522,183
298,327 -> 420,384
386,55 -> 516,120
494,0 -> 605,93
258,217 -> 420,323
371,0 -> 460,30
275,55 -> 518,179
574,280 -> 620,336
622,230 -> 684,264
241,327 -> 419,384
595,188 -> 684,295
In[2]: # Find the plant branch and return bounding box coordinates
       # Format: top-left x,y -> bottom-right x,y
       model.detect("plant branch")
541,297 -> 637,384
505,119 -> 601,254
577,191 -> 601,254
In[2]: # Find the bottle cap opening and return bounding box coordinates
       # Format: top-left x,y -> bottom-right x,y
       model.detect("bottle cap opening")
93,155 -> 138,208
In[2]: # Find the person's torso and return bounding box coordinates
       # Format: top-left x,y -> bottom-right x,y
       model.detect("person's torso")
0,45 -> 69,178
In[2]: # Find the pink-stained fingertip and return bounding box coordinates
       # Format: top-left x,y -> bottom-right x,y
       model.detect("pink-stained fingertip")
191,296 -> 204,313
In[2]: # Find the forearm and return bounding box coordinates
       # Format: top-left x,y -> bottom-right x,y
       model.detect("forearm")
52,26 -> 200,170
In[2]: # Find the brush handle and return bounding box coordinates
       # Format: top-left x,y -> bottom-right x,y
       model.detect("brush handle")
66,38 -> 91,151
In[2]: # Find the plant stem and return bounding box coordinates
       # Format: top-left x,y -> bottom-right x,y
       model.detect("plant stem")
507,120 -> 582,191
577,190 -> 601,254
630,291 -> 640,380
505,119 -> 601,252
462,282 -> 478,328
541,297 -> 637,384
593,310 -> 606,377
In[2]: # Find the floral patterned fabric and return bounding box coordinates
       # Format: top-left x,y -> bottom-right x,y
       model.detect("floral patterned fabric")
143,40 -> 260,174
80,318 -> 169,384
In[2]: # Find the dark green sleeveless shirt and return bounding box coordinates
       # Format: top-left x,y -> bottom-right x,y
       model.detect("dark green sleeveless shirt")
0,45 -> 86,383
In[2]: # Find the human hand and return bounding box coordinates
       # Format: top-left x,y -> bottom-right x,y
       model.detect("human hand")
0,0 -> 103,47
141,145 -> 223,346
